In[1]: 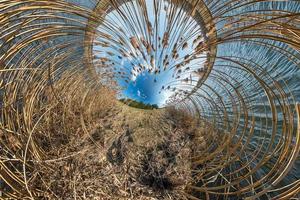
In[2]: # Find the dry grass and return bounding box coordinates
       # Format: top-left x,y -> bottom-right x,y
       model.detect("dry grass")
0,70 -> 223,199
1,1 -> 299,199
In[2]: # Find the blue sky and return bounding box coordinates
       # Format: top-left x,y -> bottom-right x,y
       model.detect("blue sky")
92,0 -> 206,107
117,61 -> 175,106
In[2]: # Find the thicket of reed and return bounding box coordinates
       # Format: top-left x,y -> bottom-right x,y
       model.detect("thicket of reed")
1,0 -> 300,199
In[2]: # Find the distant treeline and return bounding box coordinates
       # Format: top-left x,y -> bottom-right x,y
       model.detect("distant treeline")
119,98 -> 159,110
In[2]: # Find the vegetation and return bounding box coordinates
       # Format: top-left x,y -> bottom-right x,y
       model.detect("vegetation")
1,0 -> 300,199
0,75 -> 222,199
119,98 -> 159,110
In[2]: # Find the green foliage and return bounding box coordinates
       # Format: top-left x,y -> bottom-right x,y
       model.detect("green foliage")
119,98 -> 159,110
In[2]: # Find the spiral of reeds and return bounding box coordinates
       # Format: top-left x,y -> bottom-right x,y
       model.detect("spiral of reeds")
0,0 -> 299,199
